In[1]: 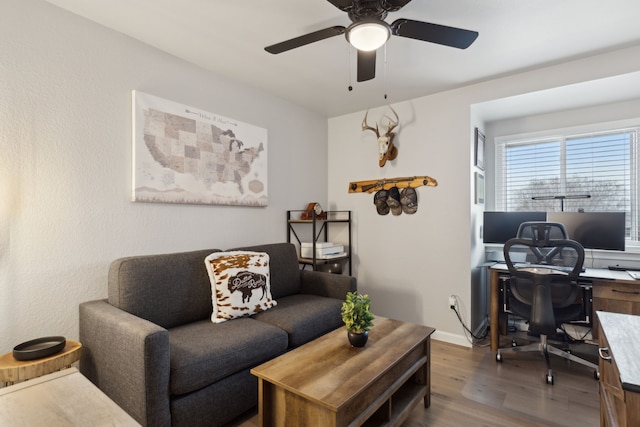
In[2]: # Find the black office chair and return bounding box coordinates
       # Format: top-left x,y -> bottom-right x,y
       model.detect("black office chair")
516,220 -> 568,240
496,222 -> 599,385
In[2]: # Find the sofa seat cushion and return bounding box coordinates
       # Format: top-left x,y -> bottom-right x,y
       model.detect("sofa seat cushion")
168,318 -> 288,395
252,294 -> 343,348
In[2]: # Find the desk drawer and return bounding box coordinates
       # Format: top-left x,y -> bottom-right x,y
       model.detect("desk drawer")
592,281 -> 640,340
593,281 -> 640,302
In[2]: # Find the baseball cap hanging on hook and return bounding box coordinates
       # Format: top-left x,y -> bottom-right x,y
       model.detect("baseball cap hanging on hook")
400,186 -> 418,214
373,189 -> 390,215
386,186 -> 402,216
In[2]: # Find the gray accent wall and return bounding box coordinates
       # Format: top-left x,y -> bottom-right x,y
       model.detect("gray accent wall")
0,0 -> 328,352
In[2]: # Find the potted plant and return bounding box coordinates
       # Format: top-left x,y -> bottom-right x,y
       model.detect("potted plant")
341,291 -> 375,347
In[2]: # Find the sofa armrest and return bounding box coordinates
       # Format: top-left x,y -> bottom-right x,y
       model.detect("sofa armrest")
299,270 -> 357,300
79,300 -> 171,427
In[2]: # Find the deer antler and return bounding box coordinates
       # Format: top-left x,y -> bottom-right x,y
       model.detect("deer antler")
383,105 -> 399,133
361,110 -> 380,137
362,106 -> 400,167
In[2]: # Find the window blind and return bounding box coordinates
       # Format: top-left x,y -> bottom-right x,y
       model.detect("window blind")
495,127 -> 639,242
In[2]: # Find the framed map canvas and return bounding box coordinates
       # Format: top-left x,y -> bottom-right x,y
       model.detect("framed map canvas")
132,91 -> 268,206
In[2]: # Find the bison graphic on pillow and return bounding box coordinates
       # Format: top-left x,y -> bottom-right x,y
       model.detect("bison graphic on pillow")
205,251 -> 277,323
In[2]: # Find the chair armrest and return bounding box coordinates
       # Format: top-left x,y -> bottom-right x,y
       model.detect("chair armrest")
79,300 -> 171,427
299,270 -> 357,300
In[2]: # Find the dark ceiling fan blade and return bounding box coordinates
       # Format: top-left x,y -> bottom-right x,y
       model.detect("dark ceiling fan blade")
383,0 -> 413,12
327,0 -> 413,13
357,50 -> 376,82
265,26 -> 345,54
326,0 -> 354,12
391,19 -> 478,49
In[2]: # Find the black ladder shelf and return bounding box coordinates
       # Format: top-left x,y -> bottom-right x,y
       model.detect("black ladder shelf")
286,210 -> 352,275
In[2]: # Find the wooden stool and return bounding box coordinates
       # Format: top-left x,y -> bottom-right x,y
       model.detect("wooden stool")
0,340 -> 82,387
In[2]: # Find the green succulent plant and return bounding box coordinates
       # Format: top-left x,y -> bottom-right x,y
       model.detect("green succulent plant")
341,291 -> 375,333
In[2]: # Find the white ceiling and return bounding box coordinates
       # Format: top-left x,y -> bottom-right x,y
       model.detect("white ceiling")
44,0 -> 640,117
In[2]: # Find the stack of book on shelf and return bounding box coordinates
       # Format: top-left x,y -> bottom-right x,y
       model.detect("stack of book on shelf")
300,242 -> 346,259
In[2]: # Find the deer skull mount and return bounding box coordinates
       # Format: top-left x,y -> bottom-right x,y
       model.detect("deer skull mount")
362,106 -> 399,167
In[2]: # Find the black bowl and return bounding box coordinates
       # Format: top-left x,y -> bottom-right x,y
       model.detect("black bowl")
13,336 -> 66,361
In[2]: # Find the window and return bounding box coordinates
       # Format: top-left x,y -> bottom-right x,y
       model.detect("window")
495,123 -> 640,244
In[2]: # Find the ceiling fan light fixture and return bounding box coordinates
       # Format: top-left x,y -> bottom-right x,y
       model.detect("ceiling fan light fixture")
347,20 -> 390,51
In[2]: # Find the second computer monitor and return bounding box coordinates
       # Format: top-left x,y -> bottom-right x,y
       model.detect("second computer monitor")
547,212 -> 626,251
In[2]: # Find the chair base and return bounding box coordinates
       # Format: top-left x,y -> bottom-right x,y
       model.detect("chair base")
496,334 -> 599,385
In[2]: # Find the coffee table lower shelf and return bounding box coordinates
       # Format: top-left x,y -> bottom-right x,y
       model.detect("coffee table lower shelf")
252,317 -> 434,427
359,358 -> 427,427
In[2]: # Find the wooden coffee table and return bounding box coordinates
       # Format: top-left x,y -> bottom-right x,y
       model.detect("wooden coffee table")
251,317 -> 435,427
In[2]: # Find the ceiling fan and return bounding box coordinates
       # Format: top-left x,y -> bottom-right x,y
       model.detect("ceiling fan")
264,0 -> 478,82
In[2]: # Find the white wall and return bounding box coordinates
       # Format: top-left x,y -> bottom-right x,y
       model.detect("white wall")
0,0 -> 328,352
485,98 -> 640,145
329,93 -> 473,345
328,46 -> 640,346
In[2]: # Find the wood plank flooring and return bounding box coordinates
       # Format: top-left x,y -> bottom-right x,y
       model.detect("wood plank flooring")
233,339 -> 600,427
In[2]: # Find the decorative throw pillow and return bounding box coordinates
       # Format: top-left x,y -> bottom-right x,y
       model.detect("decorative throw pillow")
204,251 -> 277,323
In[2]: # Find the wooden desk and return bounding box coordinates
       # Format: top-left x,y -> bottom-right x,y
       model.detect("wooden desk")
597,311 -> 640,426
489,265 -> 640,353
251,317 -> 435,427
0,367 -> 140,425
0,340 -> 82,387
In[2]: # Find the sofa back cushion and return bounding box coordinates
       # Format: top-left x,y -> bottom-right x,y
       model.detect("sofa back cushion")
108,249 -> 220,328
228,243 -> 300,299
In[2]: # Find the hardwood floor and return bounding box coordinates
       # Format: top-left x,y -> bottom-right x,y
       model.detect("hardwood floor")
404,340 -> 599,427
233,339 -> 600,426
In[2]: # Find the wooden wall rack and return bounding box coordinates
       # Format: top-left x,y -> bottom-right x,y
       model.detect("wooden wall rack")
348,175 -> 438,194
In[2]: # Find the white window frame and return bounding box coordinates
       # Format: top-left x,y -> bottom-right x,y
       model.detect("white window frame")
494,118 -> 640,250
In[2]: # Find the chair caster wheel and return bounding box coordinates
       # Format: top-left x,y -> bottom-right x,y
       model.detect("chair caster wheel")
496,353 -> 502,362
546,374 -> 554,385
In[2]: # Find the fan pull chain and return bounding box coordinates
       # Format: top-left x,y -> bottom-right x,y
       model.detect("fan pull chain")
383,44 -> 388,100
347,45 -> 353,92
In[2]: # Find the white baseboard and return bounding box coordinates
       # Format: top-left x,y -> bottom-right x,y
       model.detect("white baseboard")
432,330 -> 471,348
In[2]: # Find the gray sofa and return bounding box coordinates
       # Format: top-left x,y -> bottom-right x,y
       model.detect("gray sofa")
79,243 -> 356,427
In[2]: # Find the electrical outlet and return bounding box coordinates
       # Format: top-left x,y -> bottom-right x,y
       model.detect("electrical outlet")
449,296 -> 456,309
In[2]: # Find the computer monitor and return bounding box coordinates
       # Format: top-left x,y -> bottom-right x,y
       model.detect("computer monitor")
547,212 -> 626,251
483,211 -> 547,244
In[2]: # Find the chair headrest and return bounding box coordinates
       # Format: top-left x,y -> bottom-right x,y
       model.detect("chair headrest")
517,221 -> 568,246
